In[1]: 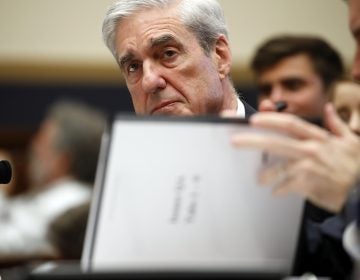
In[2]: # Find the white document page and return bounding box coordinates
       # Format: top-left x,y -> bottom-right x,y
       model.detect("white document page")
83,117 -> 303,275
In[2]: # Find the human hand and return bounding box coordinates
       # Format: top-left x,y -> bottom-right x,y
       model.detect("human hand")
231,103 -> 360,213
258,99 -> 289,113
258,99 -> 277,112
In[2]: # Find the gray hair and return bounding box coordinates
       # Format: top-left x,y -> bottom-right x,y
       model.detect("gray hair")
102,0 -> 229,58
47,100 -> 106,184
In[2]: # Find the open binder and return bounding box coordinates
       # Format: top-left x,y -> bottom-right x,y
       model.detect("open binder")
32,115 -> 304,280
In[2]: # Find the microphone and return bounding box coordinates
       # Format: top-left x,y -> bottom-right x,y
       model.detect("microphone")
0,160 -> 12,184
275,101 -> 287,112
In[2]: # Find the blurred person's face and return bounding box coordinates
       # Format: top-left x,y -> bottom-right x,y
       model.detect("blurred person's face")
350,0 -> 360,82
28,120 -> 68,189
332,81 -> 360,136
114,6 -> 232,116
257,54 -> 326,118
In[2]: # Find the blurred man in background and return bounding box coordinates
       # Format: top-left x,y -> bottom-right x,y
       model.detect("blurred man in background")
251,35 -> 344,117
329,78 -> 360,137
0,100 -> 106,259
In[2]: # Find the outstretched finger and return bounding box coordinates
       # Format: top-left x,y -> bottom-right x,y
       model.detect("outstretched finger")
258,162 -> 289,186
250,112 -> 329,141
231,133 -> 306,159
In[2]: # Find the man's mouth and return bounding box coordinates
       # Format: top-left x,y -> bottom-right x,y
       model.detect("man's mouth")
150,101 -> 179,115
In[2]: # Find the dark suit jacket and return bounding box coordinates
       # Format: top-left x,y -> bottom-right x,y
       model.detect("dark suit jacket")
293,202 -> 353,279
243,100 -> 257,118
240,102 -> 353,278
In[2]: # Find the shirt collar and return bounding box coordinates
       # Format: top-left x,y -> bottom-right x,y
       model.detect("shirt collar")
236,97 -> 245,118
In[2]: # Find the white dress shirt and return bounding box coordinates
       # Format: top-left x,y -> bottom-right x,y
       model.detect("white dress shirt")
0,178 -> 91,256
236,97 -> 246,118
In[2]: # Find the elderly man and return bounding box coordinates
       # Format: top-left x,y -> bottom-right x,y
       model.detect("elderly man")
102,0 -> 255,118
102,0 -> 359,278
0,100 -> 106,257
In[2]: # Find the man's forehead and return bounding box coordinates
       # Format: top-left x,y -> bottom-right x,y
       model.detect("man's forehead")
337,82 -> 360,93
261,60 -> 316,77
115,9 -> 188,58
259,75 -> 308,84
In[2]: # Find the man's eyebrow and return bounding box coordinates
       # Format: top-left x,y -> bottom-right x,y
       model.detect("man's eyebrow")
118,53 -> 135,69
117,35 -> 180,68
281,77 -> 305,82
149,34 -> 180,49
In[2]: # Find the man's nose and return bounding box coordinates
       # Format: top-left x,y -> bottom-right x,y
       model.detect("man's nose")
141,61 -> 166,94
258,99 -> 277,112
269,86 -> 285,102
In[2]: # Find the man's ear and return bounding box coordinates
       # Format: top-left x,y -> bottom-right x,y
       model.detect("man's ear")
212,34 -> 232,80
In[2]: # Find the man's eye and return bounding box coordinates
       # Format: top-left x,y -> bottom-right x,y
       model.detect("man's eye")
125,61 -> 141,75
127,62 -> 140,73
284,80 -> 305,91
163,49 -> 177,59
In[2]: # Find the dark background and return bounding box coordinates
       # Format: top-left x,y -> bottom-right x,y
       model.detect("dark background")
0,82 -> 258,195
0,83 -> 258,131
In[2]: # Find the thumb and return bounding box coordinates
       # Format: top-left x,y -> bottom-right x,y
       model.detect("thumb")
324,103 -> 351,137
258,99 -> 276,112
